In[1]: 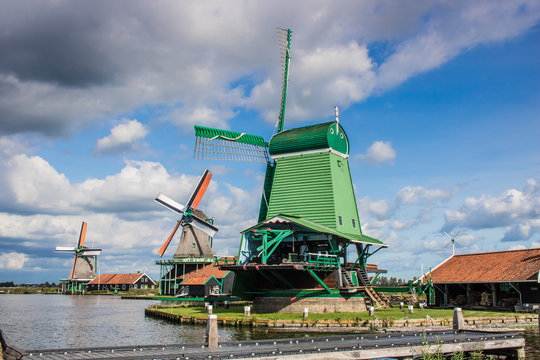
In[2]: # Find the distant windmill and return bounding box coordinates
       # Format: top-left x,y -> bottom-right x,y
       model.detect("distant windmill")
155,169 -> 218,258
55,222 -> 102,291
443,230 -> 462,256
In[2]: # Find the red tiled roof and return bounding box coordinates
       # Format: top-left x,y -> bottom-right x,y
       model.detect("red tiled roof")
88,273 -> 155,285
214,256 -> 237,266
427,248 -> 540,283
180,264 -> 230,286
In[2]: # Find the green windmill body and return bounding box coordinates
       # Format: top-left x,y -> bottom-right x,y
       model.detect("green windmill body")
266,121 -> 354,231
193,29 -> 388,312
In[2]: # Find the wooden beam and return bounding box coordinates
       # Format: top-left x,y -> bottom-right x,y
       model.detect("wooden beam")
308,270 -> 331,294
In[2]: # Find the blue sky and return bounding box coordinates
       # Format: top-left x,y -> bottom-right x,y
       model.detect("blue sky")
0,1 -> 539,284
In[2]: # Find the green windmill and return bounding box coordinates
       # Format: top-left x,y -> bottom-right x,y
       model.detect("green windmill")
193,28 -> 388,312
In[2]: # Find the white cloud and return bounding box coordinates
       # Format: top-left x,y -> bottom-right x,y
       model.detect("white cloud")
358,141 -> 396,164
0,153 -> 73,213
94,119 -> 148,155
397,185 -> 457,204
501,224 -> 532,242
357,197 -> 394,220
444,179 -> 540,233
0,139 -> 259,272
0,141 -> 243,222
0,1 -> 538,136
0,252 -> 28,269
0,136 -> 34,157
369,219 -> 415,230
357,185 -> 458,235
168,106 -> 235,130
268,42 -> 375,123
422,240 -> 446,253
375,1 -> 540,92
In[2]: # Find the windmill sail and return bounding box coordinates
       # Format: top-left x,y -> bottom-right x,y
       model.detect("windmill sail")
276,27 -> 292,133
55,221 -> 101,281
193,125 -> 269,163
155,170 -> 219,257
192,29 -> 292,164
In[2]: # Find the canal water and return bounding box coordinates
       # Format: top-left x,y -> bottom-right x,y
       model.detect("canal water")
1,294 -> 539,358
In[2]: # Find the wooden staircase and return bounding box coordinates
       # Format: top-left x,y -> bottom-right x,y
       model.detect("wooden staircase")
356,267 -> 371,286
364,286 -> 389,308
340,267 -> 389,308
355,267 -> 389,308
340,268 -> 354,287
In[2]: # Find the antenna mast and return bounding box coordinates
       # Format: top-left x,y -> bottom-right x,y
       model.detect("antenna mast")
276,28 -> 292,133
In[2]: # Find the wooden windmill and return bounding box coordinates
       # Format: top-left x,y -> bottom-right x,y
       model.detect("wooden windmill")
154,169 -> 220,295
192,28 -> 388,312
55,221 -> 102,293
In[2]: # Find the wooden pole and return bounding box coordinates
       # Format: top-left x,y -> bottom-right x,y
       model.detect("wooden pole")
206,314 -> 218,349
453,307 -> 464,330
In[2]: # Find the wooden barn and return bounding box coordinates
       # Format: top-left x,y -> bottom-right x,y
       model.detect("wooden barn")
87,272 -> 156,292
422,248 -> 540,309
176,263 -> 233,297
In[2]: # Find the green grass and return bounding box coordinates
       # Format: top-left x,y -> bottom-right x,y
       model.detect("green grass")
153,305 -> 522,322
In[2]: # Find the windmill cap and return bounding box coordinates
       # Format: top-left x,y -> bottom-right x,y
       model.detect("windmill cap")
268,121 -> 349,156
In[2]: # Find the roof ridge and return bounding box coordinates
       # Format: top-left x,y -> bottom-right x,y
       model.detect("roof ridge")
453,247 -> 540,257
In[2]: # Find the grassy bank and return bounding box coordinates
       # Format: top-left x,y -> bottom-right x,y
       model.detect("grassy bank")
150,304 -> 525,322
0,287 -> 60,294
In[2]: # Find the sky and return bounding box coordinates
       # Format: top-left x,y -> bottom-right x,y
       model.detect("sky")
0,0 -> 539,284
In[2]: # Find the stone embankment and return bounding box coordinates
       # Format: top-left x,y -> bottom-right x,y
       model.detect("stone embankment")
145,307 -> 538,330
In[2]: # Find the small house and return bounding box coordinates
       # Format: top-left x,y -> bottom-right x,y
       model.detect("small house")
87,272 -> 156,292
176,264 -> 233,297
423,248 -> 540,309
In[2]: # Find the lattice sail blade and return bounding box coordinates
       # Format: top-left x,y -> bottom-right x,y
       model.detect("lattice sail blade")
276,28 -> 292,133
193,125 -> 269,164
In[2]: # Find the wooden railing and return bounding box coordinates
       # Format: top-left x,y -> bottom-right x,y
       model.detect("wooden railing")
306,253 -> 339,269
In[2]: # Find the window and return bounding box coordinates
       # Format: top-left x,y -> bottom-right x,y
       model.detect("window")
122,285 -> 126,290
352,219 -> 356,228
210,285 -> 220,295
338,216 -> 343,226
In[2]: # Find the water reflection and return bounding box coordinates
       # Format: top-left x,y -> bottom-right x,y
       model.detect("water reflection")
0,294 -> 236,349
